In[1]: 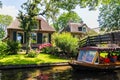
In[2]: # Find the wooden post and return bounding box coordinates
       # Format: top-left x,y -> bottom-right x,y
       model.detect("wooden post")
98,51 -> 100,64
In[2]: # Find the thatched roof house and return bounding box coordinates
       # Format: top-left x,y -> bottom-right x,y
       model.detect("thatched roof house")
60,21 -> 90,39
6,17 -> 55,48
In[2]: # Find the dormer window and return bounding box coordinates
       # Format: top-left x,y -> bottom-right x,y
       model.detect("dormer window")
78,25 -> 86,32
83,27 -> 86,32
78,27 -> 82,31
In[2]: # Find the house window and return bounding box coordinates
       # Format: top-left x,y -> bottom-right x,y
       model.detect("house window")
42,33 -> 48,43
78,27 -> 82,31
31,33 -> 37,43
17,32 -> 24,44
83,27 -> 86,32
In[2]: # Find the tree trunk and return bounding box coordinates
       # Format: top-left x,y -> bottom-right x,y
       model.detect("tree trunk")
26,31 -> 31,54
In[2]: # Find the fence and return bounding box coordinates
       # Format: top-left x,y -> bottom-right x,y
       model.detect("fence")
79,31 -> 120,47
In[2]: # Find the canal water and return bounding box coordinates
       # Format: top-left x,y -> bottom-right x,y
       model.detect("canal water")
0,66 -> 120,80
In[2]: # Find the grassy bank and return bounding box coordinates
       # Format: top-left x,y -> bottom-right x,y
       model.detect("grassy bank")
0,53 -> 69,65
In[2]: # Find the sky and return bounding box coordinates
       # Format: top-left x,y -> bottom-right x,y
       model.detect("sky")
0,0 -> 100,28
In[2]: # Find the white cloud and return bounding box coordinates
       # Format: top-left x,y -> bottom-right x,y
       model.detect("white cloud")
0,5 -> 18,19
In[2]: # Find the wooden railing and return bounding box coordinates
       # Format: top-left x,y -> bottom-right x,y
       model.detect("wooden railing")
79,31 -> 120,47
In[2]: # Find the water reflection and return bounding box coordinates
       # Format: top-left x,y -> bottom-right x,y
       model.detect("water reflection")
0,66 -> 120,80
72,70 -> 120,80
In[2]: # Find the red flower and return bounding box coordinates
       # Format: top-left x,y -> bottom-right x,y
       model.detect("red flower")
104,58 -> 110,63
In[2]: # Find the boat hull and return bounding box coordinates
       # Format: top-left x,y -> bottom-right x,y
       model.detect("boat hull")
69,61 -> 120,71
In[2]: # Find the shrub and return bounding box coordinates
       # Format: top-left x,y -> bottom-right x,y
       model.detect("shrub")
39,43 -> 53,54
41,47 -> 51,54
26,50 -> 37,58
41,46 -> 59,54
52,32 -> 79,57
6,40 -> 21,55
0,41 -> 7,56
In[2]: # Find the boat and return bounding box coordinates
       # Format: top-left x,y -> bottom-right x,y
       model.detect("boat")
69,47 -> 120,71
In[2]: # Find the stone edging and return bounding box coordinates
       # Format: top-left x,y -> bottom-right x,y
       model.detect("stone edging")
0,62 -> 69,70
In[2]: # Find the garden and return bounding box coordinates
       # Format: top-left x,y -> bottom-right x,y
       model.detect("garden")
0,32 -> 78,66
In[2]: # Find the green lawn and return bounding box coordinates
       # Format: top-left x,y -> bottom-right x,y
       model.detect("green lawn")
0,53 -> 69,65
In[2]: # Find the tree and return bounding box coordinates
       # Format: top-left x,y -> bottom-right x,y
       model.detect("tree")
39,0 -> 59,22
18,0 -> 120,54
0,15 -> 13,26
41,0 -> 120,28
0,1 -> 2,8
55,0 -> 79,11
54,11 -> 82,31
18,0 -> 61,54
18,0 -> 40,54
0,15 -> 13,39
0,24 -> 6,40
54,0 -> 120,11
98,2 -> 120,32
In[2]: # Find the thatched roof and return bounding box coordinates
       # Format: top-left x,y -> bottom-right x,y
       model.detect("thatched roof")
60,22 -> 90,34
69,23 -> 85,33
7,17 -> 55,32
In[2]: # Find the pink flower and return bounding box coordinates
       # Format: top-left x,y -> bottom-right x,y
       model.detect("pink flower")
39,43 -> 52,50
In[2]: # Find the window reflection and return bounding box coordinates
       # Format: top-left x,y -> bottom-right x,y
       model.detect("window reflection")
17,32 -> 24,43
83,27 -> 86,32
42,33 -> 48,43
31,33 -> 37,44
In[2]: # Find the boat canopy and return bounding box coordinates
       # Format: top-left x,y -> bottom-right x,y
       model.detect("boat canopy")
80,47 -> 120,52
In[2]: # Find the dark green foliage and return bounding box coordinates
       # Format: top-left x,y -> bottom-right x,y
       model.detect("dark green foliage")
98,2 -> 120,32
0,40 -> 21,56
6,40 -> 21,55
